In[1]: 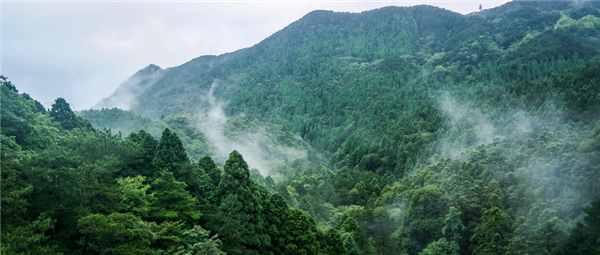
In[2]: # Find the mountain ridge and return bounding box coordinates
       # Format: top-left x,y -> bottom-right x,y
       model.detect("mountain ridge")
92,2 -> 600,172
93,63 -> 164,110
5,1 -> 600,254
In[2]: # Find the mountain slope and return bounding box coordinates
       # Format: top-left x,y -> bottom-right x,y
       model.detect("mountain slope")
102,1 -> 600,173
93,64 -> 164,110
80,2 -> 600,254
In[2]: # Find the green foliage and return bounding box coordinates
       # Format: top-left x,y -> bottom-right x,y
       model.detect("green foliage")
214,150 -> 269,254
2,215 -> 55,255
50,97 -> 92,131
420,207 -> 464,255
7,2 -> 600,254
2,75 -> 18,92
285,208 -> 321,255
343,235 -> 362,255
78,108 -> 166,137
323,228 -> 348,255
150,170 -> 201,225
554,197 -> 600,255
1,136 -> 33,227
78,213 -> 155,255
117,176 -> 153,217
165,225 -> 226,255
420,237 -> 459,255
198,155 -> 221,188
265,193 -> 291,254
122,130 -> 158,177
471,206 -> 511,255
397,185 -> 448,254
152,128 -> 190,175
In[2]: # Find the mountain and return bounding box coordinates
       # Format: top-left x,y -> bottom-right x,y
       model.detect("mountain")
94,52 -> 237,113
93,64 -> 164,110
95,0 -> 600,172
6,1 -> 600,254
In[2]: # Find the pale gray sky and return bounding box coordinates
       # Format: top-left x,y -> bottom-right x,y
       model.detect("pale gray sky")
2,1 -> 509,110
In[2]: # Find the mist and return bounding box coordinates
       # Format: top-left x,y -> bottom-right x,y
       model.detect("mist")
92,64 -> 164,110
436,92 -> 498,159
198,81 -> 307,176
432,91 -> 597,235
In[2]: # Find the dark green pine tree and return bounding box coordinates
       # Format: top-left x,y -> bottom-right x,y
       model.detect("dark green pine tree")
214,150 -> 270,255
183,164 -> 213,199
340,216 -> 372,253
323,228 -> 348,255
1,75 -> 18,92
420,207 -> 465,255
152,128 -> 189,177
277,184 -> 294,206
198,155 -> 221,188
343,235 -> 362,255
554,197 -> 600,255
265,193 -> 291,255
138,130 -> 159,168
123,130 -> 158,178
150,170 -> 201,226
49,97 -> 92,130
285,208 -> 321,255
470,185 -> 510,255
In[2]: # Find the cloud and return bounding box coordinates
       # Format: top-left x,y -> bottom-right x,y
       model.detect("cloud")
198,81 -> 306,176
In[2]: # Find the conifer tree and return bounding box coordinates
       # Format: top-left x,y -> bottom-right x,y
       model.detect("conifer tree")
150,170 -> 200,226
198,155 -> 221,187
420,207 -> 465,255
285,208 -> 321,255
323,228 -> 348,255
554,197 -> 600,254
124,130 -> 158,177
152,128 -> 189,176
471,185 -> 510,255
138,130 -> 158,168
50,97 -> 77,130
215,150 -> 270,255
78,213 -> 155,255
343,235 -> 362,255
165,225 -> 226,255
50,97 -> 92,130
265,193 -> 290,254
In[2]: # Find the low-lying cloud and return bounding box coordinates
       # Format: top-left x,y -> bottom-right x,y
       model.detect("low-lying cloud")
198,81 -> 307,176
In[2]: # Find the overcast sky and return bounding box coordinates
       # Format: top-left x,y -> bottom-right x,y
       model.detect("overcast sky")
2,0 -> 509,110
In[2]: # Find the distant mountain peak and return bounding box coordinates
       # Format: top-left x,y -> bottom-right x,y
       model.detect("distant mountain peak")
91,64 -> 165,110
135,64 -> 162,76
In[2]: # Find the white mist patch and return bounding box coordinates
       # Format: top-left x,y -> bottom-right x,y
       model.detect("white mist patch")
198,81 -> 307,176
436,93 -> 498,159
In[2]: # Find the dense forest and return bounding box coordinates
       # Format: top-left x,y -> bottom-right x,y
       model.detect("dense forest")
3,0 -> 600,254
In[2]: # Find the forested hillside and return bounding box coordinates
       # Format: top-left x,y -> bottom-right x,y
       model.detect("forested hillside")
4,0 -> 600,254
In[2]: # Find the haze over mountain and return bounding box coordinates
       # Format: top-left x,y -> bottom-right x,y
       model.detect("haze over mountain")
93,64 -> 165,110
4,1 -> 600,254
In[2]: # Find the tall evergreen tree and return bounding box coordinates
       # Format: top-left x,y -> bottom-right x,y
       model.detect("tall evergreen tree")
471,185 -> 511,255
285,208 -> 321,255
123,130 -> 158,177
138,130 -> 159,172
50,97 -> 92,130
152,128 -> 189,177
150,170 -> 201,226
554,197 -> 600,255
323,228 -> 348,255
198,155 -> 221,188
214,150 -> 270,255
265,193 -> 291,254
